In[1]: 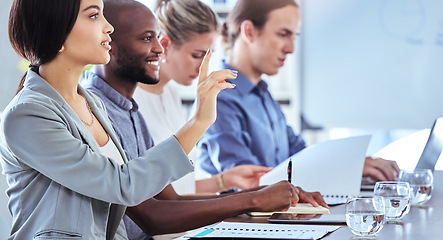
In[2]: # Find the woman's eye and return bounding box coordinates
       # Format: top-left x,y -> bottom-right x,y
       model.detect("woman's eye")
90,13 -> 99,19
142,37 -> 152,41
192,54 -> 205,59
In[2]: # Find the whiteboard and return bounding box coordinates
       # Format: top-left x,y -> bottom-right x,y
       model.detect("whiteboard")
301,0 -> 443,129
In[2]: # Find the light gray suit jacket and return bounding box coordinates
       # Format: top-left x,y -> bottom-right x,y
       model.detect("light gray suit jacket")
0,70 -> 193,239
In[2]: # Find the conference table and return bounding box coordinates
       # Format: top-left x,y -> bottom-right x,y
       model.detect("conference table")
224,170 -> 443,239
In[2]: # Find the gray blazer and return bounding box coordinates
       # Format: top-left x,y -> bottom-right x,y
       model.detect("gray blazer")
0,70 -> 193,239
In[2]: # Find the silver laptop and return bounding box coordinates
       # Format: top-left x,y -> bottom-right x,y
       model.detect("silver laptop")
414,116 -> 443,171
361,116 -> 443,191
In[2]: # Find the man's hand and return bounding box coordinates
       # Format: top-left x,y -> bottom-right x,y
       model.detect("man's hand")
295,186 -> 329,209
249,181 -> 330,213
250,181 -> 299,212
363,157 -> 400,181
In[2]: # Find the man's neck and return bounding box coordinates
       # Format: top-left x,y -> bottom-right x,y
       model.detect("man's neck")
93,65 -> 137,100
138,70 -> 171,95
225,48 -> 262,85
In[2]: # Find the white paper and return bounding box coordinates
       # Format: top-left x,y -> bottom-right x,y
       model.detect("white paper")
259,135 -> 371,204
182,221 -> 340,239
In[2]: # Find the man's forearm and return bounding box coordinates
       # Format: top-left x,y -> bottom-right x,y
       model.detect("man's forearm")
126,194 -> 256,235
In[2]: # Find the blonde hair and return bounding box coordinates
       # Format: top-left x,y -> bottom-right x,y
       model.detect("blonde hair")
155,0 -> 219,46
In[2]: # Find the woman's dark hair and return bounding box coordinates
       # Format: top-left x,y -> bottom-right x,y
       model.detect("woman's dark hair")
222,0 -> 298,52
8,0 -> 81,94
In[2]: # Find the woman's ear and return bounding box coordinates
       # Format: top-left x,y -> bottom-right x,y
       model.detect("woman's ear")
240,20 -> 256,44
159,35 -> 172,55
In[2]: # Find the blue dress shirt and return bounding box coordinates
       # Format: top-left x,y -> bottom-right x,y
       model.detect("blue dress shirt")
197,62 -> 306,175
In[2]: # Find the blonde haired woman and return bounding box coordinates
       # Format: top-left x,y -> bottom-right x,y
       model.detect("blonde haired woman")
134,0 -> 272,194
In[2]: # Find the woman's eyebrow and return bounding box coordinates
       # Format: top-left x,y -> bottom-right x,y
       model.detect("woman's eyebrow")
82,5 -> 101,12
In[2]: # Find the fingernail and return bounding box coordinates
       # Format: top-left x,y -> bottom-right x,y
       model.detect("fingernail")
231,70 -> 238,74
230,70 -> 238,78
231,84 -> 236,88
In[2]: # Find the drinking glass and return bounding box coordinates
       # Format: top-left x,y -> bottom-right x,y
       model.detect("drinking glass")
398,169 -> 433,205
345,196 -> 385,236
374,181 -> 411,220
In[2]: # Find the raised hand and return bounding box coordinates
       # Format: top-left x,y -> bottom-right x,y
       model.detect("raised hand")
193,49 -> 237,126
174,49 -> 237,155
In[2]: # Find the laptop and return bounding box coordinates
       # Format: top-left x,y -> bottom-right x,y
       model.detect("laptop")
361,116 -> 443,190
414,117 -> 443,171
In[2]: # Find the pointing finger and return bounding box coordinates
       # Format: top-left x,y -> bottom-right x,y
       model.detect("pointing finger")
198,49 -> 212,85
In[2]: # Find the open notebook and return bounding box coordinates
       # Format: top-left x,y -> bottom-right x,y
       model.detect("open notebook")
249,203 -> 330,217
260,135 -> 371,205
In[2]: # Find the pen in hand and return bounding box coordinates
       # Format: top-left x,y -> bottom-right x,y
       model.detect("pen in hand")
287,158 -> 292,184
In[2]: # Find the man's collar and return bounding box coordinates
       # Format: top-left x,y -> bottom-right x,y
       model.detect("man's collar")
84,71 -> 138,111
221,61 -> 267,97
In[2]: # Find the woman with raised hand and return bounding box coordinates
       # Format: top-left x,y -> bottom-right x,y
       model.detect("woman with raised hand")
1,0 -> 234,238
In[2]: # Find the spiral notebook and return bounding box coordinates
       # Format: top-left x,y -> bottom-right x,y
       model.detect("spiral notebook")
259,135 -> 371,205
179,222 -> 340,240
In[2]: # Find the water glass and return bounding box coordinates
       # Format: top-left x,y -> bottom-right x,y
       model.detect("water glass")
345,196 -> 385,236
398,169 -> 433,205
374,181 -> 411,220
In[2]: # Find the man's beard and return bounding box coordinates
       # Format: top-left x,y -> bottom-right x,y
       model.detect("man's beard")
114,45 -> 159,85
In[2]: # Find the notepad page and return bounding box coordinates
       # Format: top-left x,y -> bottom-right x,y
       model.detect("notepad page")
183,221 -> 340,239
249,203 -> 330,217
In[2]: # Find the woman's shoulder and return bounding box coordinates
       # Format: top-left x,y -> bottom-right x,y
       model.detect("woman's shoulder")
4,88 -> 60,116
6,86 -> 61,113
0,88 -> 65,138
9,71 -> 68,111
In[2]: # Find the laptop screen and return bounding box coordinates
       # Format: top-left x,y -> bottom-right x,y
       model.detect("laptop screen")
415,117 -> 443,172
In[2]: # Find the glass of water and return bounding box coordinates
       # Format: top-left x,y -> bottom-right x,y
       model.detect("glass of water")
374,181 -> 411,220
398,169 -> 433,205
345,196 -> 385,236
